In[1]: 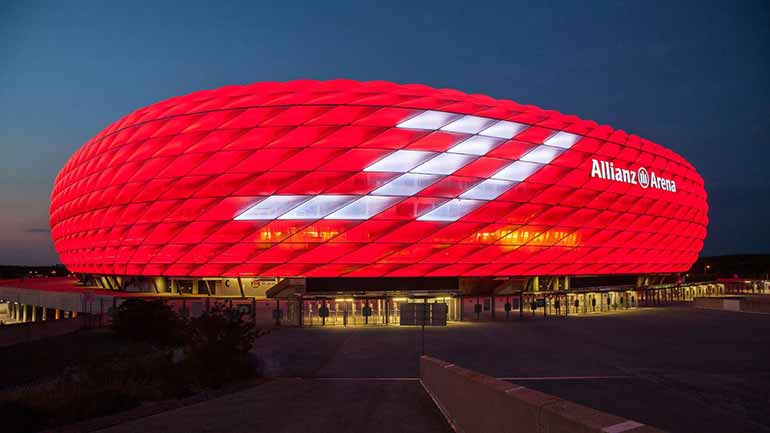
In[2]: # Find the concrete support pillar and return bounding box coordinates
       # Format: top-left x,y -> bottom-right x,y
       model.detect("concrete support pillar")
563,276 -> 570,291
192,280 -> 199,295
42,307 -> 47,321
491,293 -> 496,321
531,276 -> 540,292
55,309 -> 61,320
154,277 -> 165,294
21,304 -> 28,322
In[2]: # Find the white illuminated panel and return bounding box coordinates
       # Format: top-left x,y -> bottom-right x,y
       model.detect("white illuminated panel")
277,195 -> 358,220
459,179 -> 517,200
492,161 -> 544,181
231,110 -> 588,224
479,120 -> 528,139
440,115 -> 497,134
235,195 -> 310,220
325,195 -> 403,220
371,173 -> 442,196
364,150 -> 436,173
397,110 -> 462,130
447,136 -> 504,156
410,153 -> 477,175
418,198 -> 485,221
544,131 -> 581,149
519,145 -> 566,164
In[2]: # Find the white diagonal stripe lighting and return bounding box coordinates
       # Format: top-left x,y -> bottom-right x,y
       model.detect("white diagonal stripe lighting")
397,110 -> 462,130
411,153 -> 477,175
364,150 -> 436,173
277,195 -> 358,220
235,195 -> 310,220
440,115 -> 497,134
234,110 -> 584,222
371,173 -> 442,196
479,120 -> 529,139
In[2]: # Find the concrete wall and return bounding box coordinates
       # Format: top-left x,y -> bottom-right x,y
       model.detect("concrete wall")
693,297 -> 725,310
0,285 -> 122,315
0,316 -> 88,348
739,297 -> 770,314
695,296 -> 770,315
420,355 -> 664,433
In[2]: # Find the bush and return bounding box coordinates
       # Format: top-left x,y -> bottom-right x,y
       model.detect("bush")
184,303 -> 257,387
111,299 -> 186,346
0,300 -> 261,432
111,299 -> 258,387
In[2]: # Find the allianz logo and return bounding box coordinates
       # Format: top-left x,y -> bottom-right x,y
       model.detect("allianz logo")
590,159 -> 677,193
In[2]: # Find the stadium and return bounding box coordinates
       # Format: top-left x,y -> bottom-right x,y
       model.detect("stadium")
44,79 -> 709,325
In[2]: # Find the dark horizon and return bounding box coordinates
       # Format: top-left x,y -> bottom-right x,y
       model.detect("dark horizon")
1,0 -> 768,265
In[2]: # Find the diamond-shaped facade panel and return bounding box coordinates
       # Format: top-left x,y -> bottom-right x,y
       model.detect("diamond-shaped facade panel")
50,80 -> 708,277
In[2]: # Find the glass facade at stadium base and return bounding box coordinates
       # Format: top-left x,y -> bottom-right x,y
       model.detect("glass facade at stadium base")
299,296 -> 459,327
79,273 -> 729,327
48,80 -> 710,326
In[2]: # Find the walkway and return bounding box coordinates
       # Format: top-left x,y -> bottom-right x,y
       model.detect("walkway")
97,379 -> 451,433
99,306 -> 770,433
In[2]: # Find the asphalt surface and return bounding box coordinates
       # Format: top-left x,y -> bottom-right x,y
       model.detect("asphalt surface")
97,379 -> 450,433
100,306 -> 770,433
253,306 -> 770,433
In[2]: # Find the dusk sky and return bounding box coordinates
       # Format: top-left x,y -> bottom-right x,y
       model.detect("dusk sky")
1,0 -> 768,265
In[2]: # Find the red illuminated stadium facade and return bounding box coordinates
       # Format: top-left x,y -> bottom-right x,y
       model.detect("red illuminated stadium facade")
49,80 -> 708,311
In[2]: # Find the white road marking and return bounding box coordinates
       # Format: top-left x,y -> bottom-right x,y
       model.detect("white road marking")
306,377 -> 419,381
602,420 -> 645,433
498,375 -> 631,381
286,375 -> 630,381
505,386 -> 526,393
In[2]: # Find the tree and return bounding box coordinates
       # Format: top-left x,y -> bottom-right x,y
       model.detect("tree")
111,299 -> 186,347
185,303 -> 257,386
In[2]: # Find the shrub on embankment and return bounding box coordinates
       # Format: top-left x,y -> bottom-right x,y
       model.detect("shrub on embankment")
0,300 -> 259,433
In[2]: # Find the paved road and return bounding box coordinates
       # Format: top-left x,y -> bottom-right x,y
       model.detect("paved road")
252,306 -> 770,433
100,306 -> 770,433
97,379 -> 451,433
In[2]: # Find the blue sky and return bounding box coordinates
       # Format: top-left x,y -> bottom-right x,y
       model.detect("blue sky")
1,0 -> 768,264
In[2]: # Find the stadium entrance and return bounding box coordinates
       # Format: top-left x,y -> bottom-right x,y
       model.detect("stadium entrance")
299,295 -> 460,327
